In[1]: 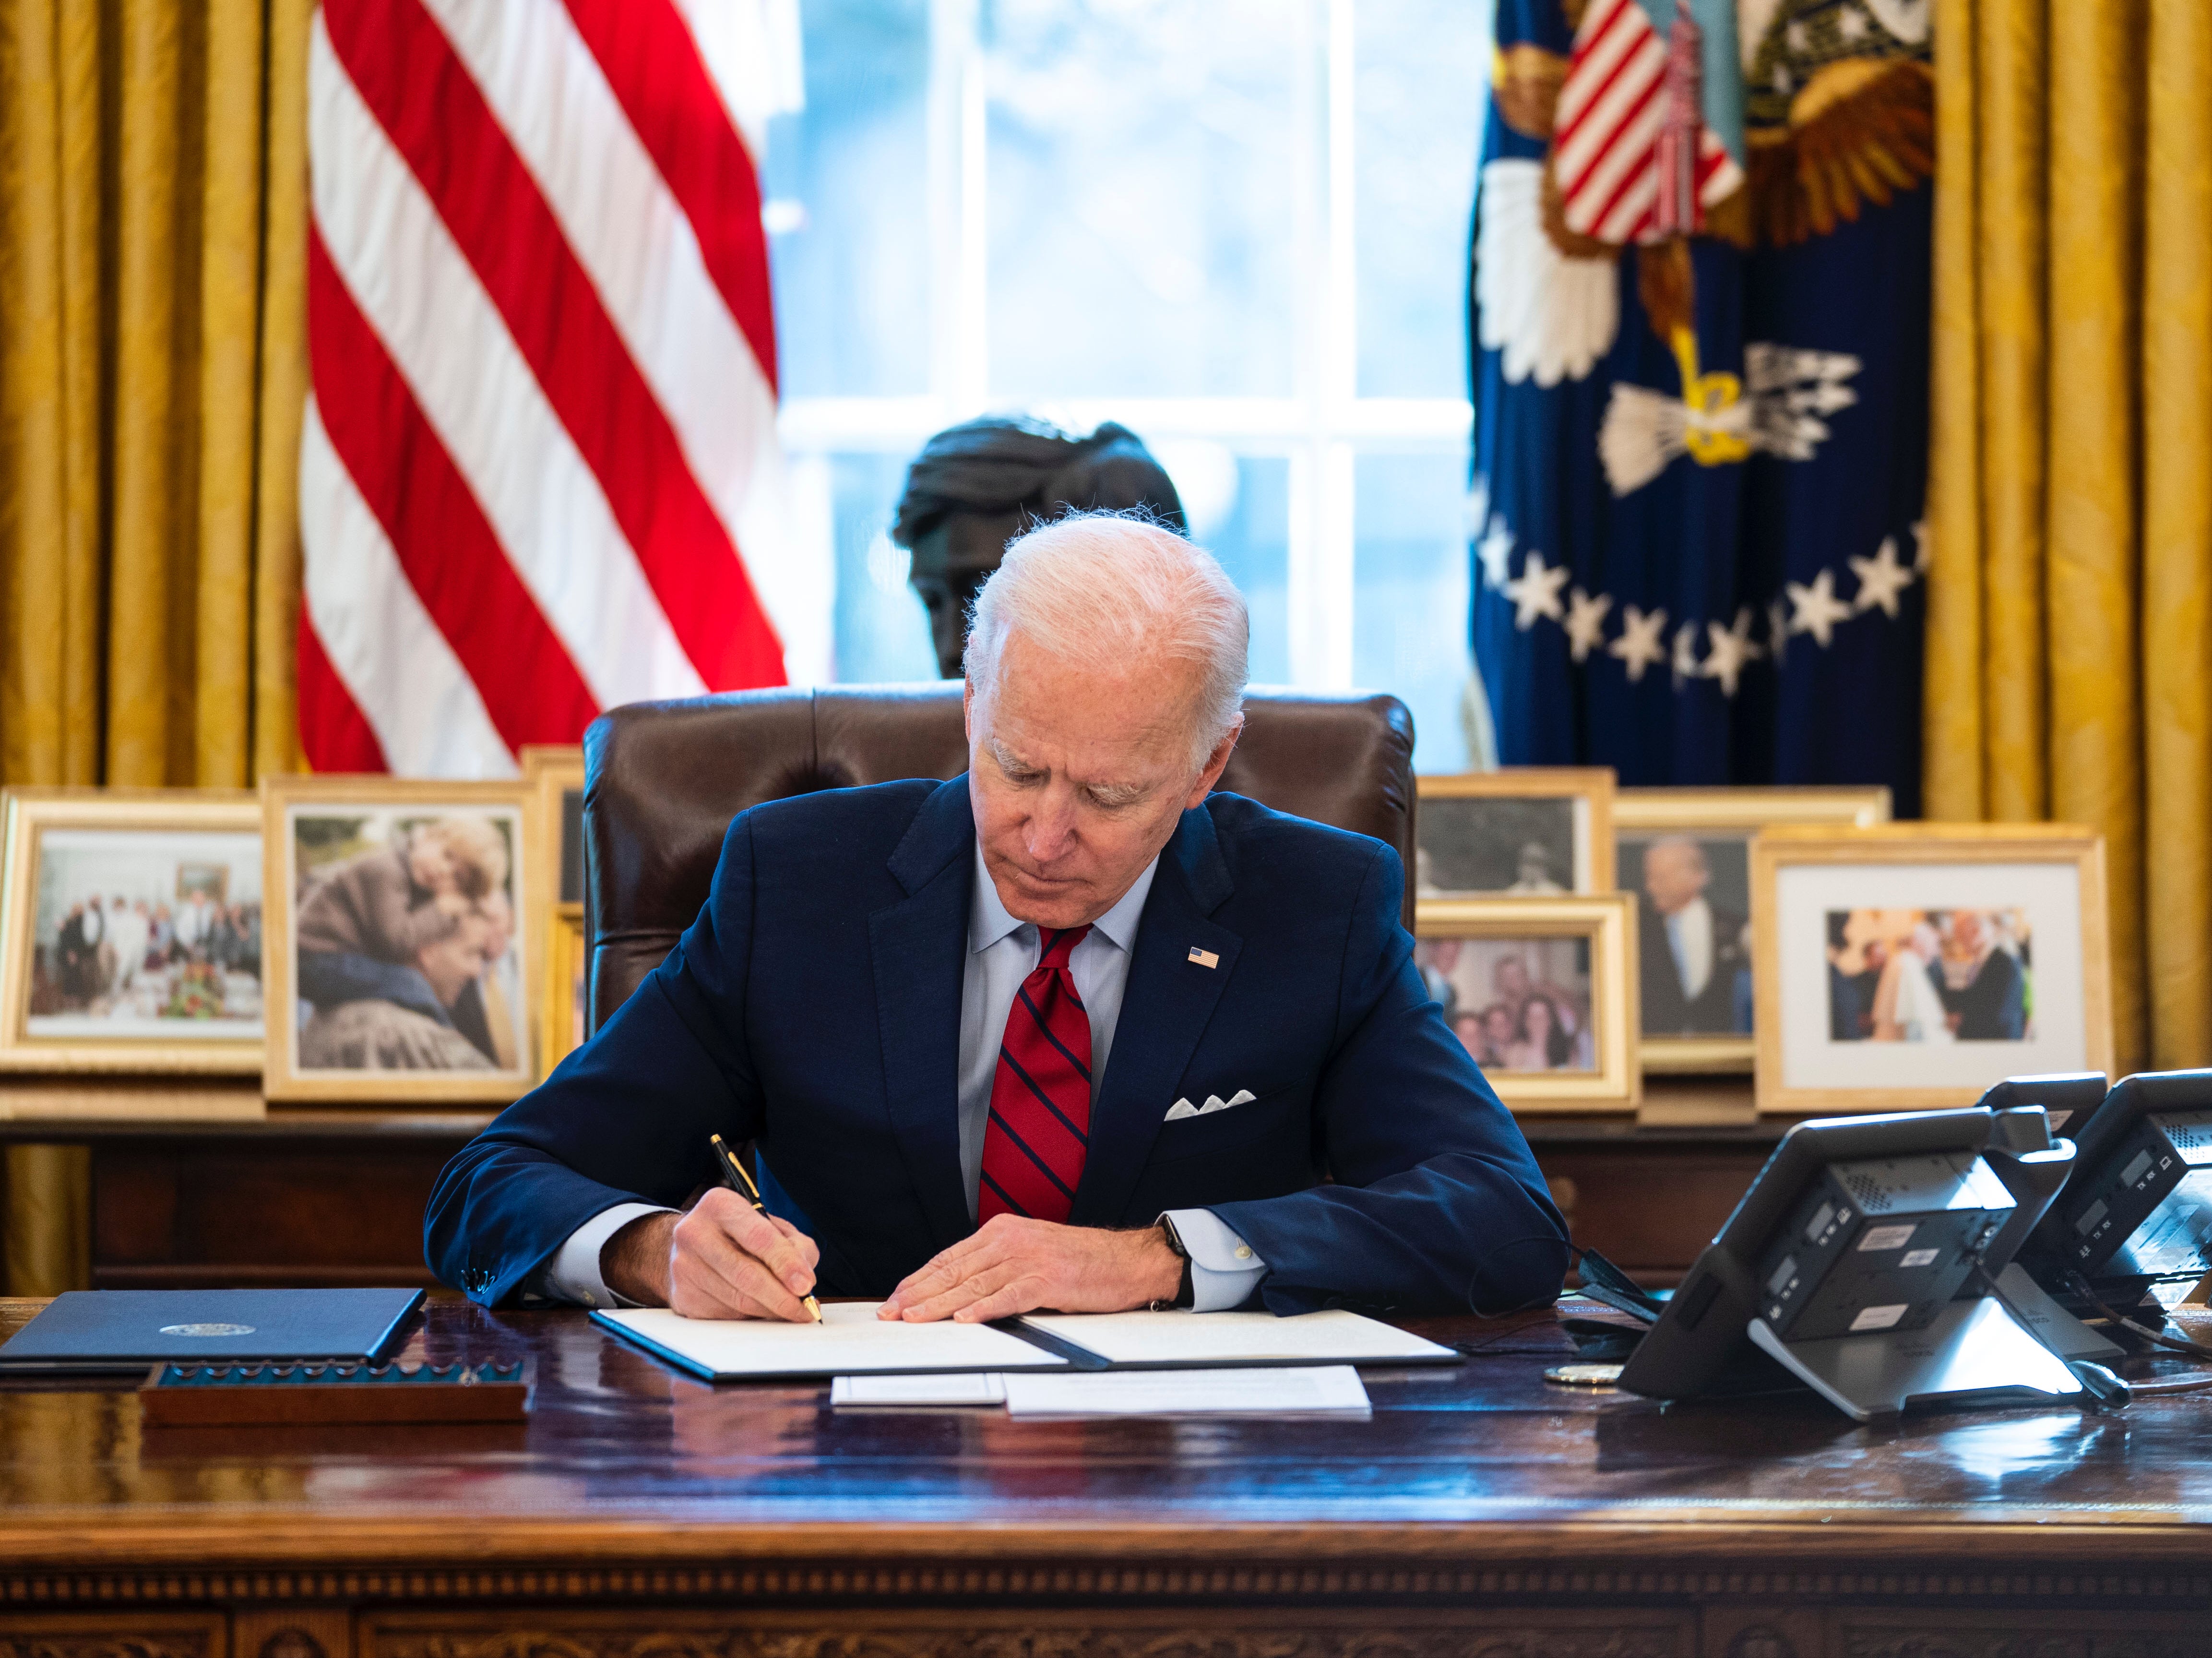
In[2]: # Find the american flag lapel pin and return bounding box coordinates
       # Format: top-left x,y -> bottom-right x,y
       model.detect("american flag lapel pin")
1187,946 -> 1220,969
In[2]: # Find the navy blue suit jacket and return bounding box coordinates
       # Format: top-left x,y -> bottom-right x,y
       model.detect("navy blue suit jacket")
424,780 -> 1569,1315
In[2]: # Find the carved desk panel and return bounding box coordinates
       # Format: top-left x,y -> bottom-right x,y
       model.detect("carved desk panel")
5,1299 -> 2212,1658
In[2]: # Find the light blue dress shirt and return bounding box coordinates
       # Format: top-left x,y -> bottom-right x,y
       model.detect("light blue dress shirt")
961,842 -> 1266,1312
541,842 -> 1267,1311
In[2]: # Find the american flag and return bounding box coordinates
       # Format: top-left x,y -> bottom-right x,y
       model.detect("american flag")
300,0 -> 810,776
1553,0 -> 1741,246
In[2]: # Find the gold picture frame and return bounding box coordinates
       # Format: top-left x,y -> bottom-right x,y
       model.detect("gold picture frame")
1415,768 -> 1617,897
541,902 -> 587,1077
1614,786 -> 1893,1074
1414,895 -> 1641,1112
521,743 -> 586,1077
262,775 -> 536,1103
0,789 -> 264,1074
1751,823 -> 2113,1117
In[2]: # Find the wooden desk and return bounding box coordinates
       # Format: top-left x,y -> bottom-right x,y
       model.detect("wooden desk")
5,1297 -> 2212,1658
0,1079 -> 1781,1291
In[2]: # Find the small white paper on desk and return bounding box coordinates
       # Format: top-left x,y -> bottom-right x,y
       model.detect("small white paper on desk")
595,1301 -> 1067,1379
1017,1308 -> 1455,1368
1002,1364 -> 1370,1419
832,1372 -> 1008,1408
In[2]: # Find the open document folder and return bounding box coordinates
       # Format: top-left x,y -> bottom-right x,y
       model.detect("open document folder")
593,1302 -> 1070,1382
594,1301 -> 1458,1382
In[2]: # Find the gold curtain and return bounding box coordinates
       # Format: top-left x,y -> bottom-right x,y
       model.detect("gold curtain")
0,0 -> 311,1293
1925,0 -> 2212,1076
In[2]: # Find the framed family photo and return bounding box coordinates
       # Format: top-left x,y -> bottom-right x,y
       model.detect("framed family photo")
1414,895 -> 1640,1110
262,777 -> 536,1103
1415,769 -> 1616,897
1615,786 -> 1892,1073
521,744 -> 588,1079
1751,824 -> 2113,1116
0,790 -> 265,1074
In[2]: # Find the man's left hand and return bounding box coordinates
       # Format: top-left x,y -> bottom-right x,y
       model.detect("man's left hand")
879,1214 -> 1181,1323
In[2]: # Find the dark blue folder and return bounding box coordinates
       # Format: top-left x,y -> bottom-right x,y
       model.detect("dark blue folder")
0,1288 -> 425,1374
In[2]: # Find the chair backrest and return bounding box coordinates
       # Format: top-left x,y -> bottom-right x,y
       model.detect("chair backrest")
583,683 -> 1415,1033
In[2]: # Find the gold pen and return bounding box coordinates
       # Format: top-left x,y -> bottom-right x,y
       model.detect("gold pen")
710,1133 -> 823,1323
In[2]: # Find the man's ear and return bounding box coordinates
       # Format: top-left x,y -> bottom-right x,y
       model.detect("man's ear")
1184,715 -> 1245,809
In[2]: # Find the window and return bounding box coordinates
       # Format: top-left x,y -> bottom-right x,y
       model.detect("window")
764,0 -> 1488,770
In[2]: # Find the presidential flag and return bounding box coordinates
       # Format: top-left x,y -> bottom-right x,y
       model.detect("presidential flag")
1470,0 -> 1933,810
300,0 -> 812,777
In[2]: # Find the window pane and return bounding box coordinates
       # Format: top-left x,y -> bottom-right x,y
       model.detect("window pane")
983,0 -> 1299,400
820,453 -> 943,684
1354,452 -> 1471,771
1163,450 -> 1291,687
765,0 -> 931,398
1354,0 -> 1487,399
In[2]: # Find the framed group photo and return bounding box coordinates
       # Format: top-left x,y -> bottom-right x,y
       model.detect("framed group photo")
262,777 -> 536,1103
1751,823 -> 2113,1116
1614,786 -> 1892,1073
1415,769 -> 1616,897
0,790 -> 265,1074
1414,895 -> 1640,1110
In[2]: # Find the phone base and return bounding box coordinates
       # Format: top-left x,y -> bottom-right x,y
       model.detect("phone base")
1992,1263 -> 2127,1361
1748,1295 -> 2084,1423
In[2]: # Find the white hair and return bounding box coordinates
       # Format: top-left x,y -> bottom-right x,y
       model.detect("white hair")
964,510 -> 1249,769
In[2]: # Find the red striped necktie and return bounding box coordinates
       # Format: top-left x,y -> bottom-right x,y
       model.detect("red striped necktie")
978,925 -> 1093,1224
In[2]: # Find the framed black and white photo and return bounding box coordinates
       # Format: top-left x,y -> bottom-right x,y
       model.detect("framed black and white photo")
1752,824 -> 2113,1115
1415,769 -> 1615,897
1615,786 -> 1891,1072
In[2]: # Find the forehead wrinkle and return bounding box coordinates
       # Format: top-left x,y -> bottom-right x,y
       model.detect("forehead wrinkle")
984,731 -> 1156,799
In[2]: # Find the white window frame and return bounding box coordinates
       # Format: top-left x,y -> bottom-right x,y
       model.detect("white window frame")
773,0 -> 1475,690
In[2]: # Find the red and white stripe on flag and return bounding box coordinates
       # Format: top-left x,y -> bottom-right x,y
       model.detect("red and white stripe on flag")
301,0 -> 809,776
1553,0 -> 1743,246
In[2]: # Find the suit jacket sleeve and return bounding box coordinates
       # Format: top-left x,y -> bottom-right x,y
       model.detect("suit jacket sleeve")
1207,843 -> 1570,1317
422,813 -> 768,1305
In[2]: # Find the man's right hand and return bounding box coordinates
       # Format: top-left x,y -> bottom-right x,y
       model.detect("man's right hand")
601,1189 -> 821,1321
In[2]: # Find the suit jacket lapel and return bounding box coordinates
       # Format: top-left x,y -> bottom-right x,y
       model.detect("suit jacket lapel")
868,779 -> 977,1253
1071,803 -> 1240,1228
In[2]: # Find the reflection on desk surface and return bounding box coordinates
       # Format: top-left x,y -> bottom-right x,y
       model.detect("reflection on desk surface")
4,1295 -> 2212,1535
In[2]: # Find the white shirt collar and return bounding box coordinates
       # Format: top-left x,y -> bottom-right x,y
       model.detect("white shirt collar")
969,840 -> 1160,956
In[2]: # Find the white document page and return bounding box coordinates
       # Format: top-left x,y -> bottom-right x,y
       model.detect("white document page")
831,1372 -> 1008,1408
1003,1364 -> 1371,1419
1017,1308 -> 1456,1368
595,1301 -> 1068,1379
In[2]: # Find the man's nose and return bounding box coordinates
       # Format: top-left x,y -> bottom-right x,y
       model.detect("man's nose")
1024,791 -> 1081,861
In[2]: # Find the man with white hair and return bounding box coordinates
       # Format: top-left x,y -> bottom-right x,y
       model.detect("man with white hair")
427,513 -> 1566,1321
1635,836 -> 1749,1036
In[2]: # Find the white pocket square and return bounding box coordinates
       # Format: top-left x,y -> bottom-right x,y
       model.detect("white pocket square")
1172,1088 -> 1257,1121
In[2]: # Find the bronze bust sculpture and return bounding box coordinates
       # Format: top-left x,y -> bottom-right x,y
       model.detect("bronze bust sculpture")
890,417 -> 1186,677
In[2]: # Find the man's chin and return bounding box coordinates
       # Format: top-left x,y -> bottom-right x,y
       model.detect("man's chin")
994,871 -> 1098,929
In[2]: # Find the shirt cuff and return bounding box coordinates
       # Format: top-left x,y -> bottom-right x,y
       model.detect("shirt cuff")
535,1202 -> 674,1309
1163,1207 -> 1268,1312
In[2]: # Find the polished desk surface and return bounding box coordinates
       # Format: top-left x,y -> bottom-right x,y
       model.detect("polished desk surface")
6,1295 -> 2212,1586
